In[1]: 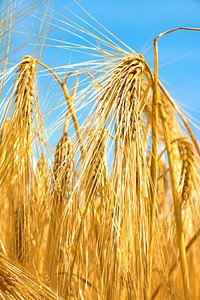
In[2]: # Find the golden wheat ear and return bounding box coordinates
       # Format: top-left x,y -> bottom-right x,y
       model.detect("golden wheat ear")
0,253 -> 63,299
178,138 -> 198,207
52,133 -> 74,203
41,132 -> 75,297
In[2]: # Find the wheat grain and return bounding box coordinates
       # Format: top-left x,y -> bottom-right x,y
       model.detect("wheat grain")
178,139 -> 197,208
15,56 -> 36,131
53,133 -> 74,203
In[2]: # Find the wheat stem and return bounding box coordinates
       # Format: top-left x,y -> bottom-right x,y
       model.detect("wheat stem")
152,227 -> 200,299
148,37 -> 159,298
159,101 -> 190,300
35,58 -> 84,155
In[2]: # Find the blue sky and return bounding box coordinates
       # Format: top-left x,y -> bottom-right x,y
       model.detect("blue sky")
80,0 -> 200,105
5,0 -> 200,144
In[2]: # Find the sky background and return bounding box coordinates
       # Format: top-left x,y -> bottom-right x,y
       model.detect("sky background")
78,0 -> 200,108
4,0 -> 200,144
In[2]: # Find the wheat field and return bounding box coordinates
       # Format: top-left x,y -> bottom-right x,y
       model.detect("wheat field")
0,1 -> 200,299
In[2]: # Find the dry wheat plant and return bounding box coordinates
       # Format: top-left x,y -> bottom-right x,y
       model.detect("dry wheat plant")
0,1 -> 200,299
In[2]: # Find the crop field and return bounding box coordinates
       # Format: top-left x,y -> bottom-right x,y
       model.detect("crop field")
0,1 -> 200,299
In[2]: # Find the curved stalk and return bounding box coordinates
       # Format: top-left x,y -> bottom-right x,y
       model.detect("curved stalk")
151,27 -> 200,299
35,58 -> 84,155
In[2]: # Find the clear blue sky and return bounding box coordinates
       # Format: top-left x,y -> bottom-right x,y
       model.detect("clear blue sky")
78,0 -> 200,108
7,0 -> 200,143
